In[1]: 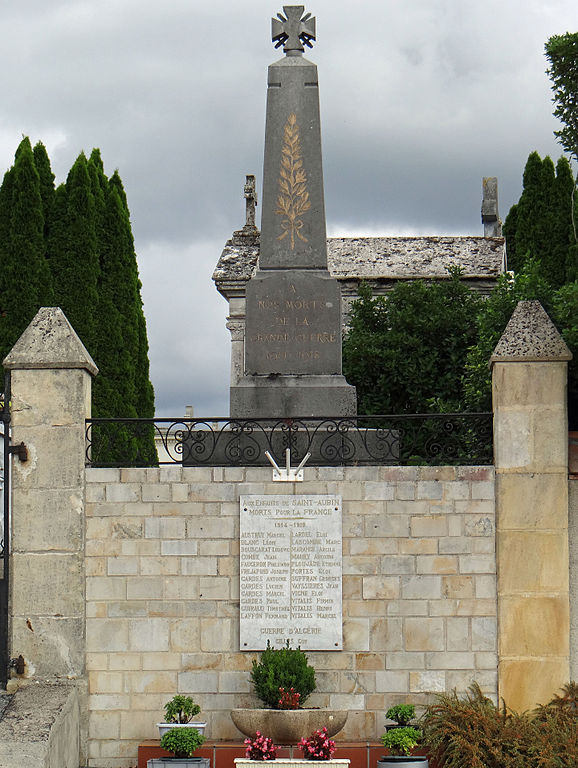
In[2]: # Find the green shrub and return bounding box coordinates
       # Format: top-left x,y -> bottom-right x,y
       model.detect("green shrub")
160,727 -> 205,758
343,270 -> 482,415
385,704 -> 415,725
381,726 -> 421,756
163,694 -> 201,724
250,640 -> 316,709
421,682 -> 578,768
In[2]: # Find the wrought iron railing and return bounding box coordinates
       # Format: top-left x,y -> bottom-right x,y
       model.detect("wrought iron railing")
85,413 -> 493,468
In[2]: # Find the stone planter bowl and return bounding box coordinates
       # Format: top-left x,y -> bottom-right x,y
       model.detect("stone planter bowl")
230,709 -> 348,745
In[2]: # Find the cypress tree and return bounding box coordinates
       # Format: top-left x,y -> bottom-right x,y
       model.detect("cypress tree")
551,156 -> 576,286
512,153 -> 555,273
108,170 -> 155,419
503,202 -> 518,272
505,151 -> 576,287
135,308 -> 157,464
51,152 -> 100,354
0,137 -> 53,374
0,165 -> 15,323
87,167 -> 156,461
90,177 -> 137,462
0,140 -> 156,461
32,142 -> 55,244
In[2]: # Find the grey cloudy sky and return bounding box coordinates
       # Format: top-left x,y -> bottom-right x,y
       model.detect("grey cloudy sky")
1,0 -> 577,416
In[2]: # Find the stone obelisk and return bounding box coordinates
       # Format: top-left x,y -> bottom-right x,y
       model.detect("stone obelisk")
231,5 -> 356,418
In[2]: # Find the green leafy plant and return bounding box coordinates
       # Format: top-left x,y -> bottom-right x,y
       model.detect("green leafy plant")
545,32 -> 578,164
160,727 -> 205,758
381,726 -> 421,757
250,640 -> 316,709
343,270 -> 482,416
421,681 -> 578,768
385,704 -> 415,725
163,694 -> 201,724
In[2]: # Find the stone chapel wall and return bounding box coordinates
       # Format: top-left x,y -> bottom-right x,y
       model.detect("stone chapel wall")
85,464 -> 497,767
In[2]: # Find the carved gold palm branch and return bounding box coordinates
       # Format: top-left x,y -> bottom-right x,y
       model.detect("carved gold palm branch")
275,113 -> 311,248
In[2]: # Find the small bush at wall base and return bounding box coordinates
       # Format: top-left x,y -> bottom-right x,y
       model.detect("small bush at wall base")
421,681 -> 578,768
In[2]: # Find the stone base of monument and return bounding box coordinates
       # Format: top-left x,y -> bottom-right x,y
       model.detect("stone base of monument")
181,425 -> 399,467
231,375 -> 357,419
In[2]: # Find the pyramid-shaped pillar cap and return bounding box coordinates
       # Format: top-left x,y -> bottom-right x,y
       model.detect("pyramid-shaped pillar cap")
3,307 -> 98,376
490,299 -> 572,365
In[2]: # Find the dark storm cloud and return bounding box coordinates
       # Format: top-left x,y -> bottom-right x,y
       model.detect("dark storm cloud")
0,0 -> 576,414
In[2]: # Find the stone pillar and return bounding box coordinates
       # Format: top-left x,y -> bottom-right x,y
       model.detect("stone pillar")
226,309 -> 246,388
3,308 -> 97,679
481,177 -> 502,237
491,300 -> 571,711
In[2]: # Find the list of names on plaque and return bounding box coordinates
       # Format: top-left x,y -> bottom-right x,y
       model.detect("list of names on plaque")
239,495 -> 342,650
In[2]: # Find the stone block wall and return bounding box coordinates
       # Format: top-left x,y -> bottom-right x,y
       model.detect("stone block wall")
570,477 -> 578,683
85,464 -> 496,768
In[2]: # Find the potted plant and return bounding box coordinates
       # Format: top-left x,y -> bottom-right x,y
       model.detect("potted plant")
298,727 -> 336,760
384,705 -> 416,730
157,695 -> 207,739
230,641 -> 348,744
146,726 -> 207,766
378,726 -> 428,768
234,727 -> 351,768
244,731 -> 278,761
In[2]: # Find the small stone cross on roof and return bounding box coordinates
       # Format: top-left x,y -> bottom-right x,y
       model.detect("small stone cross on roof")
244,175 -> 257,230
272,6 -> 316,54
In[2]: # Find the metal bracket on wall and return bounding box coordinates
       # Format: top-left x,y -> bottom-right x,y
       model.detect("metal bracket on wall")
265,448 -> 311,482
8,442 -> 27,462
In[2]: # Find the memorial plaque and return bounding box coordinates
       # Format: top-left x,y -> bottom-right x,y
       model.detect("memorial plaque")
240,495 -> 342,650
245,271 -> 342,375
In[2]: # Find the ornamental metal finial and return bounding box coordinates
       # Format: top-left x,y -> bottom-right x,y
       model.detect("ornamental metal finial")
272,6 -> 316,54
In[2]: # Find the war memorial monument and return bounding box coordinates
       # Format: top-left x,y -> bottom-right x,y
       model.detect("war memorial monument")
229,5 -> 356,419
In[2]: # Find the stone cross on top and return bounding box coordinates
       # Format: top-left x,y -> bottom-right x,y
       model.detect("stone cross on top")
244,175 -> 257,229
272,6 -> 316,54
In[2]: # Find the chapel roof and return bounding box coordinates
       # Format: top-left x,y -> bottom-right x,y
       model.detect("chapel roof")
213,232 -> 506,297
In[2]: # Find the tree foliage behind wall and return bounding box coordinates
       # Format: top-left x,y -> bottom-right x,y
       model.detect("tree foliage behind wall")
0,138 -> 156,462
343,264 -> 578,429
503,152 -> 578,284
343,269 -> 483,415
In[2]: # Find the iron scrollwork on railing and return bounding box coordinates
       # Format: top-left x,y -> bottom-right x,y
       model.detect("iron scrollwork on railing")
85,413 -> 493,468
